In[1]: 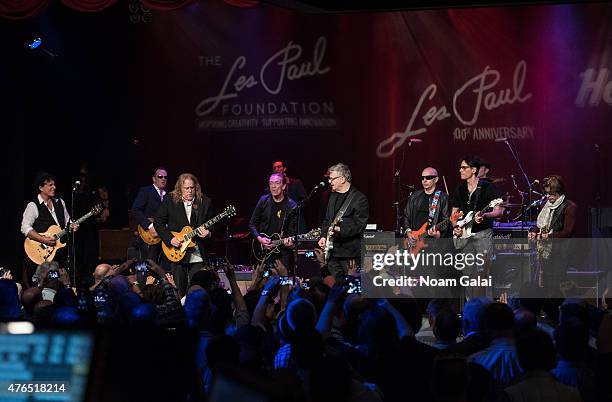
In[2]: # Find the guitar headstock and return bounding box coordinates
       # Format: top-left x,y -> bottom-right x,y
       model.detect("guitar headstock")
489,198 -> 504,208
224,205 -> 237,218
307,228 -> 322,239
91,204 -> 104,215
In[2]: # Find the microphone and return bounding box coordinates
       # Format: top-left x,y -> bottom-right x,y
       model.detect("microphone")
495,137 -> 508,142
511,174 -> 517,188
312,181 -> 327,192
72,180 -> 81,192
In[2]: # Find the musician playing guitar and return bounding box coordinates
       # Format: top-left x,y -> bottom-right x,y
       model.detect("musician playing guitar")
318,163 -> 369,280
451,156 -> 504,298
130,167 -> 168,260
154,173 -> 213,296
249,173 -> 297,269
21,173 -> 79,281
528,175 -> 576,298
403,167 -> 451,243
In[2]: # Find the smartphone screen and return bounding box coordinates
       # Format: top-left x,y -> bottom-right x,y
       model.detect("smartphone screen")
279,276 -> 294,286
135,261 -> 148,272
346,276 -> 361,295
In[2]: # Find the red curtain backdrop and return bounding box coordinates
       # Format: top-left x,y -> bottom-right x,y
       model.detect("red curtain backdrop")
0,0 -> 198,19
60,0 -> 119,12
0,0 -> 52,20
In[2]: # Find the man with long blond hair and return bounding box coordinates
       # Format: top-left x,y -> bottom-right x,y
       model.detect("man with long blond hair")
154,173 -> 214,296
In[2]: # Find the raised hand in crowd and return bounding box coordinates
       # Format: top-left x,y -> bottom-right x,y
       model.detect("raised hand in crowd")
109,259 -> 136,276
273,259 -> 288,276
314,248 -> 326,267
146,259 -> 166,280
59,268 -> 71,287
164,273 -> 176,288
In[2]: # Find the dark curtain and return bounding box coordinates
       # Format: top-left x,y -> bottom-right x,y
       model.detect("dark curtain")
0,0 -> 199,19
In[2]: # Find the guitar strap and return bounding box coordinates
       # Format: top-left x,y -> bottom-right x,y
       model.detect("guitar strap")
470,180 -> 485,213
428,191 -> 442,225
332,190 -> 357,227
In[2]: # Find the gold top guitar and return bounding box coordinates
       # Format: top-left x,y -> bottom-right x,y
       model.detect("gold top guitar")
161,205 -> 236,263
24,204 -> 103,265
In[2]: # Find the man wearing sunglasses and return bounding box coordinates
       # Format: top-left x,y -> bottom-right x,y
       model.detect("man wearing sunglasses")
403,167 -> 451,240
451,156 -> 504,298
130,167 -> 168,261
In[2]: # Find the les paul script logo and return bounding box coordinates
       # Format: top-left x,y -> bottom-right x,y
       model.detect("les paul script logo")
196,37 -> 331,116
377,61 -> 532,158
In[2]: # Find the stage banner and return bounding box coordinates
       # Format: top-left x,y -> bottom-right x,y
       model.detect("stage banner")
126,1 -> 612,229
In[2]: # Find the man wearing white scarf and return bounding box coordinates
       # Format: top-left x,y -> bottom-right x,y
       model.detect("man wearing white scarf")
529,175 -> 576,298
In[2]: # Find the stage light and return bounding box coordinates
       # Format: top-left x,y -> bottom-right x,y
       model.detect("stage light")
25,35 -> 58,57
28,37 -> 42,50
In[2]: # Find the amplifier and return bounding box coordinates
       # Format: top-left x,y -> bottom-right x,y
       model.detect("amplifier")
363,231 -> 396,255
493,221 -> 534,252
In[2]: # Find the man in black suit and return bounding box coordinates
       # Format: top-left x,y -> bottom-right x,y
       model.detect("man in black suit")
154,173 -> 213,296
130,167 -> 168,261
318,163 -> 369,280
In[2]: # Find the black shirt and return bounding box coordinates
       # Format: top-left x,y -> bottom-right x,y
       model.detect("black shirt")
268,199 -> 285,235
331,191 -> 350,217
451,180 -> 503,232
414,193 -> 435,230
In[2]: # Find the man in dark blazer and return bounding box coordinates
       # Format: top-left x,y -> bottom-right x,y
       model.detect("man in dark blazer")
130,167 -> 168,260
154,173 -> 213,296
318,163 -> 369,280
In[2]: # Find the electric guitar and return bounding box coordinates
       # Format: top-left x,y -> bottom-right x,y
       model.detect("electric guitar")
404,210 -> 461,255
137,219 -> 161,245
253,228 -> 321,263
324,216 -> 343,262
453,198 -> 504,249
24,204 -> 103,265
161,205 -> 236,262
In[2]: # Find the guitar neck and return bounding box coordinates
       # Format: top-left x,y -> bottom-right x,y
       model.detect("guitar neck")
55,211 -> 95,239
270,233 -> 311,247
184,212 -> 227,241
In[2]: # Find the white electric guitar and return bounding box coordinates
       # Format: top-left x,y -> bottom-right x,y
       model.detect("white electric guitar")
453,198 -> 504,249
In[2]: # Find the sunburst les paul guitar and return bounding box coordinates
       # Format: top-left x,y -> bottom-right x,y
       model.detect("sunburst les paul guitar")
138,219 -> 161,245
161,205 -> 236,263
24,204 -> 103,265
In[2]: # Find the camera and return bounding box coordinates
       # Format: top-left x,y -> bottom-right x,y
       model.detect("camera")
263,270 -> 271,278
301,279 -> 310,290
345,276 -> 361,295
279,276 -> 294,286
304,250 -> 315,258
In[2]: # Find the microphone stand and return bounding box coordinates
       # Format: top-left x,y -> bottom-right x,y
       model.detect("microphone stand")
501,139 -> 535,230
393,170 -> 401,235
289,184 -> 322,281
69,184 -> 77,286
